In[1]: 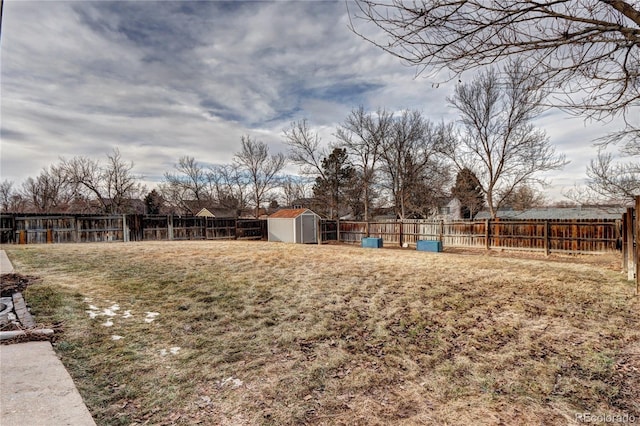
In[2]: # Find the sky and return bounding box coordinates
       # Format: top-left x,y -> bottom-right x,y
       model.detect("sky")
0,0 -> 634,202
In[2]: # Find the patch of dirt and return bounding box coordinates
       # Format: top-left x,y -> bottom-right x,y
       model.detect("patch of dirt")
1,273 -> 40,297
0,329 -> 55,345
1,273 -> 51,345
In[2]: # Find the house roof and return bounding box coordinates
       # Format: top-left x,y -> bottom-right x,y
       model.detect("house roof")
268,208 -> 316,219
181,200 -> 237,217
195,208 -> 215,217
474,206 -> 625,220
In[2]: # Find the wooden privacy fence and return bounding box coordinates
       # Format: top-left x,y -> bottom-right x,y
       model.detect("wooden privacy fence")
7,215 -> 127,244
0,214 -> 267,244
621,196 -> 640,292
324,218 -> 622,254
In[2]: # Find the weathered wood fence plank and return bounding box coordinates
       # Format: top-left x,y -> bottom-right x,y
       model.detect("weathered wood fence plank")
636,196 -> 640,293
0,214 -> 269,244
330,218 -> 622,254
0,213 -> 628,257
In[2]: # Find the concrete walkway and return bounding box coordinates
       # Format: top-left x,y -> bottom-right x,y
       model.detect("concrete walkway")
0,249 -> 14,274
1,250 -> 96,426
1,342 -> 97,425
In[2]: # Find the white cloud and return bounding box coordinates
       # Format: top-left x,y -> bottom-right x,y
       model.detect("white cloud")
1,0 -> 635,202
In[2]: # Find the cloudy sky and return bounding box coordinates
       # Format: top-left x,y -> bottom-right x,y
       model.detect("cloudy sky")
0,0 -> 632,201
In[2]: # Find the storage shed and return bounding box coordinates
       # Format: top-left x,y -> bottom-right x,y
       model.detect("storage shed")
268,209 -> 320,244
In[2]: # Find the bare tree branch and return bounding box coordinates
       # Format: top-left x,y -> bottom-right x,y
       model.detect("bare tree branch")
350,0 -> 640,131
586,148 -> 640,204
443,61 -> 567,218
20,164 -> 74,213
62,148 -> 145,214
335,106 -> 393,220
378,109 -> 448,218
283,119 -> 328,179
234,136 -> 286,217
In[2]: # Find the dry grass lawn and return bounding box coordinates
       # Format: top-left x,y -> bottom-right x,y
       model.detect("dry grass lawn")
3,241 -> 639,425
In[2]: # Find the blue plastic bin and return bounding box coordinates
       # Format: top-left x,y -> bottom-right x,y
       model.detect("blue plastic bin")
416,240 -> 442,252
361,237 -> 383,248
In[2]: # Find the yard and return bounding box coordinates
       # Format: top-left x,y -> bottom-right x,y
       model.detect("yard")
3,241 -> 639,425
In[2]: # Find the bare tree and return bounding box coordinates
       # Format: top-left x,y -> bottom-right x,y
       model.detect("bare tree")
501,184 -> 547,210
335,106 -> 393,220
350,0 -> 640,132
444,62 -> 567,218
283,119 -> 329,179
160,156 -> 215,214
234,136 -> 286,217
0,180 -> 14,212
585,148 -> 640,204
21,164 -> 75,213
1,180 -> 27,213
208,163 -> 250,215
62,148 -> 145,214
164,156 -> 212,200
103,149 -> 146,213
379,109 -> 447,219
281,176 -> 310,207
283,119 -> 332,213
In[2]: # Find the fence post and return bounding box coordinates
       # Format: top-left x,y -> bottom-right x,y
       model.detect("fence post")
634,195 -> 640,295
622,212 -> 628,273
628,207 -> 635,281
544,221 -> 550,256
399,220 -> 403,247
439,220 -> 444,244
123,214 -> 130,242
485,219 -> 490,250
74,216 -> 80,243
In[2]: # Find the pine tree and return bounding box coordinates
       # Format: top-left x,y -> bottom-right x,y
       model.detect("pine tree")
144,189 -> 164,215
312,148 -> 356,219
451,168 -> 485,219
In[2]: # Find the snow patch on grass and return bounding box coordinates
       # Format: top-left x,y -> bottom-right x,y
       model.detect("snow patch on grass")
159,346 -> 181,356
220,377 -> 243,388
145,312 -> 160,323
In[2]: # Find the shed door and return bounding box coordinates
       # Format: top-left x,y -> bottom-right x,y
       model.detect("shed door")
300,214 -> 317,244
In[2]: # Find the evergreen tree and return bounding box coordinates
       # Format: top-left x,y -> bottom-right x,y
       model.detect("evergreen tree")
451,168 -> 484,219
312,148 -> 356,219
144,189 -> 164,214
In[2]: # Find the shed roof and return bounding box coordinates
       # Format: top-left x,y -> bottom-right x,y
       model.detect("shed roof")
268,208 -> 316,219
